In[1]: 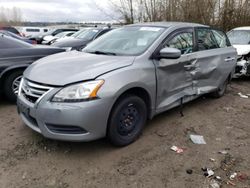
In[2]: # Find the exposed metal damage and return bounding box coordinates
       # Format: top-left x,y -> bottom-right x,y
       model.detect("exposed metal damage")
234,54 -> 250,77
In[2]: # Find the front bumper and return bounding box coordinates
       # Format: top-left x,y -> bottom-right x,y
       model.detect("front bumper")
17,88 -> 113,142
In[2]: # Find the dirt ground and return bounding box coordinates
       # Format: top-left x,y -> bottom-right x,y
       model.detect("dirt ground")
0,79 -> 250,188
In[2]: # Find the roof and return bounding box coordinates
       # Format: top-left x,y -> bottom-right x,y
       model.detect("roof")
128,22 -> 208,28
233,26 -> 250,30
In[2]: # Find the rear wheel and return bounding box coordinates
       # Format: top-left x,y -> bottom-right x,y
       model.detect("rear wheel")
3,70 -> 23,103
107,95 -> 147,146
211,78 -> 228,98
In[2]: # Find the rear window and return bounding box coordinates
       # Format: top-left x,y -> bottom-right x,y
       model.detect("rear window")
26,28 -> 40,32
1,27 -> 19,35
0,35 -> 32,49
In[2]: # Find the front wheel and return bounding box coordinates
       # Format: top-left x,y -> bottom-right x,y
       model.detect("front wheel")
107,95 -> 147,146
3,70 -> 23,103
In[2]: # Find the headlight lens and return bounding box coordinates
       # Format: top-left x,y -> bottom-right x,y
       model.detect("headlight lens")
52,80 -> 104,102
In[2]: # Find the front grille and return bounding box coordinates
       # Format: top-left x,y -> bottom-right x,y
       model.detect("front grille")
21,79 -> 53,103
46,124 -> 88,134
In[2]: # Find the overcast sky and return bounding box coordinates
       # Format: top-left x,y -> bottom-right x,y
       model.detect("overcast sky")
0,0 -> 119,22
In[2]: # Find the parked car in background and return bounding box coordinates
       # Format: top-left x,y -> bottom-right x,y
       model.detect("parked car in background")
17,27 -> 50,37
42,31 -> 76,45
0,26 -> 21,36
228,27 -> 250,77
0,35 -> 65,102
17,22 -> 237,146
29,28 -> 79,44
52,28 -> 90,44
52,27 -> 112,51
0,30 -> 37,44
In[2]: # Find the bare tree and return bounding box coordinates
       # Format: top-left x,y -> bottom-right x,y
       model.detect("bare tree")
0,6 -> 22,25
110,0 -> 250,31
0,7 -> 8,24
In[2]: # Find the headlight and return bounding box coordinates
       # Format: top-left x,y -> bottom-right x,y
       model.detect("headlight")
52,80 -> 104,102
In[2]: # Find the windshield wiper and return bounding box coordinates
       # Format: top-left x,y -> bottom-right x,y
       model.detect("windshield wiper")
87,50 -> 117,56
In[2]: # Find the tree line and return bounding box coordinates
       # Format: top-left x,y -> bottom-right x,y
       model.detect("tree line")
112,0 -> 250,31
1,1 -> 250,31
0,7 -> 22,26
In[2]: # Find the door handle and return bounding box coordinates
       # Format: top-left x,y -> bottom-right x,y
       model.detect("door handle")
225,57 -> 235,62
184,64 -> 194,69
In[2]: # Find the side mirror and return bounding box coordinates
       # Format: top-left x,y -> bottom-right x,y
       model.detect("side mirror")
159,47 -> 181,59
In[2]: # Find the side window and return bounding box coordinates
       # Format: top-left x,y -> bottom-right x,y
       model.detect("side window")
26,29 -> 40,32
164,32 -> 193,54
95,30 -> 110,39
197,28 -> 218,51
212,30 -> 230,48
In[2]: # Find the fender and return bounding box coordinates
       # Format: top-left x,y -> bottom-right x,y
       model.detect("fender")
111,82 -> 156,119
0,64 -> 29,81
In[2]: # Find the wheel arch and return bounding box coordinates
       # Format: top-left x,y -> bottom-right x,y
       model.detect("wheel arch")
0,65 -> 28,87
106,86 -> 154,137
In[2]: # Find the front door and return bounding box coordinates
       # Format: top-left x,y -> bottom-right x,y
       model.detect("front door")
153,28 -> 198,113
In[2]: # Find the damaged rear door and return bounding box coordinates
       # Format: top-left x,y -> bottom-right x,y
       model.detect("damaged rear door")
192,27 -> 236,95
153,28 -> 198,113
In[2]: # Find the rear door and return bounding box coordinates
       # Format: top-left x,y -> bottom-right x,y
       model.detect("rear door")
153,28 -> 198,112
192,27 -> 236,94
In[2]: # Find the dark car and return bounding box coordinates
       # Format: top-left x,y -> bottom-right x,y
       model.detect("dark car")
52,28 -> 112,51
0,30 -> 37,44
0,35 -> 66,102
0,26 -> 21,36
29,28 -> 79,44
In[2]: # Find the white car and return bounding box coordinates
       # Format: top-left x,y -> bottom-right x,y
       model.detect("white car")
228,27 -> 250,77
17,27 -> 51,37
42,31 -> 76,45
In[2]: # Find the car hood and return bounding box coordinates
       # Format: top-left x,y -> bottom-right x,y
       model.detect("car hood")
52,38 -> 90,48
24,51 -> 135,86
233,45 -> 250,56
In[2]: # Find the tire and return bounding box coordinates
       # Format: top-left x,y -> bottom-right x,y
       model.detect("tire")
211,78 -> 228,98
107,95 -> 147,146
3,70 -> 23,103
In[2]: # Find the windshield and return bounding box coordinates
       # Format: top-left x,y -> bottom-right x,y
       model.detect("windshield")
55,32 -> 66,37
44,29 -> 55,36
76,29 -> 100,40
227,30 -> 250,45
83,26 -> 165,56
71,29 -> 88,38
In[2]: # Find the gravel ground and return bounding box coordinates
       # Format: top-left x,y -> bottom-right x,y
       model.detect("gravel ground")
0,79 -> 250,188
